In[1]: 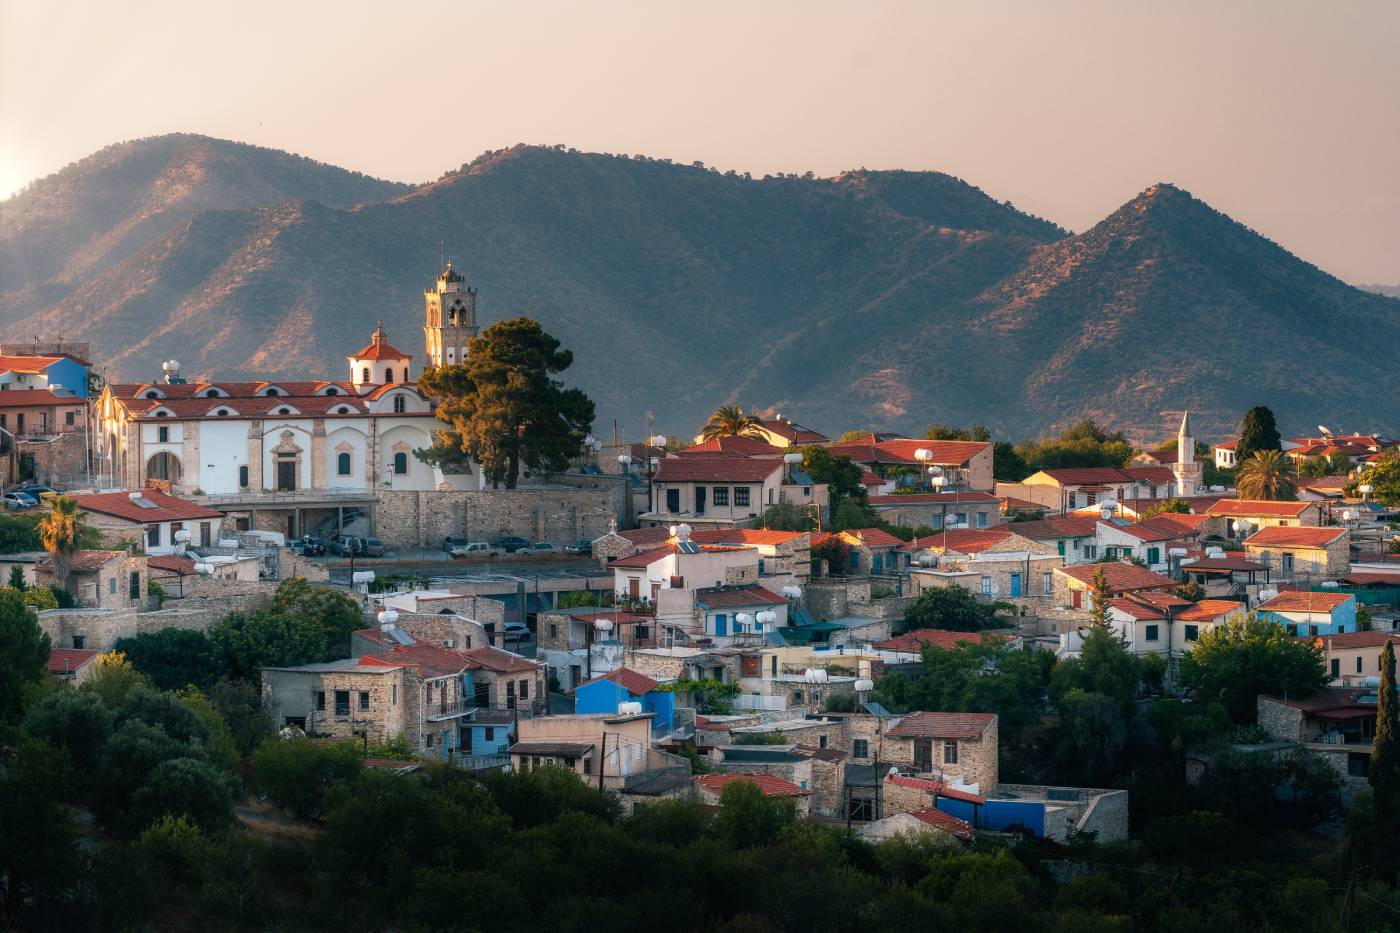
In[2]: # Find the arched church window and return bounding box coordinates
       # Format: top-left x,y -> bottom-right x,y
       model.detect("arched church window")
325,387 -> 339,395
362,368 -> 370,383
337,452 -> 352,476
239,465 -> 249,488
265,388 -> 280,396
402,368 -> 409,383
393,395 -> 406,414
145,391 -> 159,399
277,407 -> 291,415
393,452 -> 408,474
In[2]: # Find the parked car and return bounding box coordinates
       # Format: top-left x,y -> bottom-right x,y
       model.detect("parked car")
12,482 -> 57,497
450,541 -> 493,558
362,538 -> 385,558
443,535 -> 471,554
328,535 -> 364,557
293,535 -> 326,556
520,542 -> 562,556
497,536 -> 530,553
3,491 -> 39,511
502,621 -> 531,641
564,539 -> 594,554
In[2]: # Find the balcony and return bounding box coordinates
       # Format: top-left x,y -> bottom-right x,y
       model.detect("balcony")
426,701 -> 475,722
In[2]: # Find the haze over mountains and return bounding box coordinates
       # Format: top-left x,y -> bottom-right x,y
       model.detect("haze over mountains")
3,134 -> 1397,442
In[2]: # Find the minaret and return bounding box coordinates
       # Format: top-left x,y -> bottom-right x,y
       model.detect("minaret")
1174,410 -> 1202,496
423,261 -> 478,368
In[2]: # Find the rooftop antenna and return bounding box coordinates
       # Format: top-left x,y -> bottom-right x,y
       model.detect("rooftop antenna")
439,240 -> 445,271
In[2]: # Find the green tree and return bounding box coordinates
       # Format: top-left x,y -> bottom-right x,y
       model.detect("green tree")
1235,449 -> 1297,501
209,609 -> 329,681
208,678 -> 272,760
1236,405 -> 1282,462
698,404 -> 766,441
992,441 -> 1030,482
902,584 -> 995,632
712,778 -> 796,849
1053,689 -> 1128,786
1372,639 -> 1398,869
0,733 -> 80,926
1087,565 -> 1114,629
1179,614 -> 1327,722
0,587 -> 50,722
23,689 -> 114,774
36,495 -> 87,596
1051,626 -> 1141,712
757,500 -> 816,532
1346,450 -> 1400,507
126,757 -> 236,835
20,585 -> 57,609
82,650 -> 149,708
95,719 -> 196,826
115,628 -> 216,691
118,686 -> 212,747
418,317 -> 595,488
1297,455 -> 1328,479
556,589 -> 613,609
253,737 -> 363,819
829,496 -> 880,532
795,446 -> 866,502
1016,420 -> 1134,472
0,512 -> 42,552
7,564 -> 26,590
0,588 -> 50,717
925,423 -> 991,442
1140,498 -> 1189,517
874,638 -> 1052,731
812,536 -> 852,575
268,576 -> 364,649
177,686 -> 242,775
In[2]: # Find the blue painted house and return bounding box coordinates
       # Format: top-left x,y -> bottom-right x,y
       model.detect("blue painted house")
1256,590 -> 1358,636
0,351 -> 92,398
573,667 -> 675,734
463,708 -> 515,762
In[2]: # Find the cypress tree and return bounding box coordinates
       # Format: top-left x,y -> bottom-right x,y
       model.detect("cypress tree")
1372,639 -> 1398,863
1236,406 -> 1282,462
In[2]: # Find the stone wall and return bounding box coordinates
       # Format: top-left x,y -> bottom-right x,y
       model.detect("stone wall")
37,588 -> 275,651
805,756 -> 846,818
883,719 -> 999,789
1075,789 -> 1130,843
375,484 -> 625,549
1257,696 -> 1306,742
624,649 -> 691,682
882,774 -> 938,816
729,720 -> 839,749
18,432 -> 88,488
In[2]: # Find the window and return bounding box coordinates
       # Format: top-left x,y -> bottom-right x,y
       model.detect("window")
277,407 -> 291,415
976,511 -> 988,528
853,739 -> 869,758
358,691 -> 370,710
326,386 -> 339,395
980,575 -> 991,596
1145,624 -> 1160,642
72,635 -> 85,649
666,488 -> 680,512
713,486 -> 729,506
66,410 -> 76,426
943,741 -> 958,764
1057,540 -> 1066,556
484,727 -> 495,742
819,734 -> 828,748
393,452 -> 408,474
158,424 -> 170,443
1331,658 -> 1341,678
147,525 -> 160,547
1358,656 -> 1364,674
337,452 -> 352,476
265,388 -> 280,396
109,577 -> 117,595
402,368 -> 409,383
1184,624 -> 1199,641
735,487 -> 750,507
335,691 -> 350,716
1083,545 -> 1098,560
520,680 -> 529,699
913,739 -> 933,771
391,684 -> 397,704
954,512 -> 967,525
315,691 -> 325,711
362,368 -> 371,383
393,395 -> 406,413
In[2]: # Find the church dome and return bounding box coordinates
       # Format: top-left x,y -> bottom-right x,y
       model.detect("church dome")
438,260 -> 464,284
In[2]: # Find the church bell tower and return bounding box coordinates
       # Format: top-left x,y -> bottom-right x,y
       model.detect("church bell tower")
423,261 -> 478,368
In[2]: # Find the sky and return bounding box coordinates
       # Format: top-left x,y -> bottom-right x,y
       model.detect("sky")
2,0 -> 1397,285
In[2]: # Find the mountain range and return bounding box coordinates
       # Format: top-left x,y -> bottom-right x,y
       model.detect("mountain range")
3,134 -> 1397,442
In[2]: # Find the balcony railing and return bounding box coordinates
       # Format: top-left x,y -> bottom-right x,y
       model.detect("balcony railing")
454,753 -> 510,771
426,701 -> 474,722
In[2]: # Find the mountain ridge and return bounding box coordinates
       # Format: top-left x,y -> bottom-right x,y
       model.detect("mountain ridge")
2,135 -> 1396,441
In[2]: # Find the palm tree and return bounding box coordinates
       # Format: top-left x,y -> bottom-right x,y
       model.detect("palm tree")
1235,449 -> 1298,501
38,496 -> 86,595
699,405 -> 766,441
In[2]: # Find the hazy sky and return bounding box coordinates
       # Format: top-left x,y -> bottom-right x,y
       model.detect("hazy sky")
3,0 -> 1397,283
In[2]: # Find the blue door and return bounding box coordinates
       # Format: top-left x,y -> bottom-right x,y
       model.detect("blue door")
1010,573 -> 1022,597
714,614 -> 728,636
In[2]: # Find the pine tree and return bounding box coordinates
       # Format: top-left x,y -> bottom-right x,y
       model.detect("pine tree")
1236,406 -> 1282,462
1372,639 -> 1398,870
1089,566 -> 1114,630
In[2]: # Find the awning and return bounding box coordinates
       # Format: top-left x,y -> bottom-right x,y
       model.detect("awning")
1313,708 -> 1376,721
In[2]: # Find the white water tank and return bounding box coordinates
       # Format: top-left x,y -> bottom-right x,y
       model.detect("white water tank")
617,701 -> 643,716
855,678 -> 875,693
351,570 -> 375,584
377,609 -> 399,629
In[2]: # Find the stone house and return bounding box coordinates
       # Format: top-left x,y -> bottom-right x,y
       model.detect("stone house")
1203,499 -> 1325,539
883,712 -> 999,790
46,647 -> 100,685
1051,561 -> 1177,610
1257,688 -> 1387,793
261,659 -> 411,745
689,528 -> 812,588
1310,631 -> 1400,685
35,550 -> 149,611
643,456 -> 829,529
459,645 -> 549,717
825,436 -> 995,492
1003,515 -> 1100,565
995,465 -> 1182,511
693,771 -> 813,815
359,644 -> 477,760
868,491 -> 1004,533
509,712 -> 668,787
1243,526 -> 1350,580
1094,514 -> 1210,570
70,488 -> 226,555
810,527 -> 905,576
350,611 -> 492,655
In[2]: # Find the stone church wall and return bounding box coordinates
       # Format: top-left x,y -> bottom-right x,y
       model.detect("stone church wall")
375,484 -> 625,549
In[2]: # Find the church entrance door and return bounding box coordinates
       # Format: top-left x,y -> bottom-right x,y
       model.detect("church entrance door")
277,460 -> 297,491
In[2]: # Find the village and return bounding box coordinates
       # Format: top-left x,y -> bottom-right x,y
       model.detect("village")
3,266 -> 1400,928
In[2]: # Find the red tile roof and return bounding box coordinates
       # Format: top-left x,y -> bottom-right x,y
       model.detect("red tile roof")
860,471 -> 886,487
888,711 -> 995,740
611,543 -> 750,568
1316,632 -> 1400,649
1112,515 -> 1206,542
884,773 -> 986,804
348,326 -> 412,361
1175,599 -> 1247,622
1058,561 -> 1176,593
614,526 -> 673,547
689,528 -> 808,546
459,644 -> 542,674
811,528 -> 905,550
1004,516 -> 1099,539
652,457 -> 781,483
908,806 -> 975,840
695,771 -> 811,798
1340,571 -> 1400,586
1244,526 -> 1347,548
898,528 -> 1016,554
1257,591 -> 1354,614
1180,556 -> 1270,573
1205,499 -> 1314,518
759,418 -> 828,444
999,496 -> 1050,512
875,629 -> 1008,652
1108,594 -> 1196,620
146,555 -> 197,575
0,353 -> 78,373
362,644 -> 472,679
683,436 -> 785,455
46,648 -> 99,675
73,488 -> 224,523
694,584 -> 786,608
575,666 -> 660,696
0,388 -> 84,408
826,437 -> 990,467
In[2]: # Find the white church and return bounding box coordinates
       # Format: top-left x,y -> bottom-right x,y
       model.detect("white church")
93,264 -> 486,538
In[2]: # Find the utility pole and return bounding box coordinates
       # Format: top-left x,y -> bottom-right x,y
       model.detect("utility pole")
597,732 -> 608,793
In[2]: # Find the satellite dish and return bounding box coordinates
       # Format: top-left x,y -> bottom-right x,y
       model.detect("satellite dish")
1319,425 -> 1332,436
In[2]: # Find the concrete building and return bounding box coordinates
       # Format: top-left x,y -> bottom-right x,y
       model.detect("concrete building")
642,456 -> 828,529
996,465 -> 1182,512
1310,631 -> 1400,685
1256,590 -> 1358,636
